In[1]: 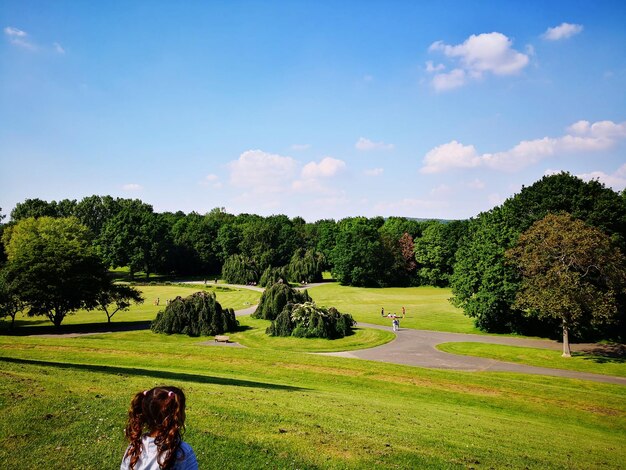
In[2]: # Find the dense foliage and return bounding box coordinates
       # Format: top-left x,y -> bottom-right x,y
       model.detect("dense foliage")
506,213 -> 626,355
222,254 -> 259,285
151,291 -> 238,336
267,301 -> 356,339
1,217 -> 108,327
252,282 -> 311,321
451,172 -> 626,339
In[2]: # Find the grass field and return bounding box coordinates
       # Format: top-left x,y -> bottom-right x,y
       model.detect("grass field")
231,316 -> 395,352
437,342 -> 626,377
1,284 -> 261,332
1,331 -> 625,469
307,284 -> 481,334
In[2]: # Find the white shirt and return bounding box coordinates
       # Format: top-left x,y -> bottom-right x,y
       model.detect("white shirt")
120,435 -> 198,470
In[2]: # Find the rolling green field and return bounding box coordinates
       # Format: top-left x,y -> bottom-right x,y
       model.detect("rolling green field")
307,284 -> 480,334
231,316 -> 394,352
1,331 -> 625,469
437,342 -> 626,378
1,284 -> 261,332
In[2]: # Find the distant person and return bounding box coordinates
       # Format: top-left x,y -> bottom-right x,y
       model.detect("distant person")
402,306 -> 405,318
392,318 -> 399,331
381,307 -> 385,317
121,386 -> 198,470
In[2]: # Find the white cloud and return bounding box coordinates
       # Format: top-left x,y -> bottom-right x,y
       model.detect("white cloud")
421,120 -> 626,173
421,140 -> 480,174
228,149 -> 296,194
364,168 -> 384,176
431,68 -> 466,91
301,157 -> 346,179
53,42 -> 65,54
428,32 -> 529,91
425,60 -> 445,73
543,23 -> 583,41
205,174 -> 218,181
577,163 -> 626,191
355,137 -> 394,151
290,143 -> 310,151
4,26 -> 36,50
122,183 -> 143,191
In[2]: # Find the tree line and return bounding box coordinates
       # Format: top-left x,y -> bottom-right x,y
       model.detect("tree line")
1,172 -> 626,341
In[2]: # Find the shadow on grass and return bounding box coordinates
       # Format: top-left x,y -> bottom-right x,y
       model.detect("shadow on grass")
0,320 -> 152,336
0,356 -> 307,391
576,344 -> 626,364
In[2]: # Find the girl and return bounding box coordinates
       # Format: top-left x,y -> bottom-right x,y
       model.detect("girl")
121,386 -> 198,470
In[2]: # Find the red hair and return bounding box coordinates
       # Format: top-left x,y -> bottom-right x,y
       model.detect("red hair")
124,386 -> 187,470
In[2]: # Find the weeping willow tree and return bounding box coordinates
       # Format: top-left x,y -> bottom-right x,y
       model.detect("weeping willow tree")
287,248 -> 325,283
258,266 -> 288,288
252,281 -> 311,320
222,254 -> 259,285
267,301 -> 355,339
151,291 -> 238,336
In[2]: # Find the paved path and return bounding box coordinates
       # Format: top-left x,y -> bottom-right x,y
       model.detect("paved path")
26,281 -> 626,385
320,323 -> 626,385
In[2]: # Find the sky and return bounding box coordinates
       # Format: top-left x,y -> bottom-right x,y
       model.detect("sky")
1,1 -> 625,222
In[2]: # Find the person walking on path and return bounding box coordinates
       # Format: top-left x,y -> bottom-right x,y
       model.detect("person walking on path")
121,386 -> 198,470
392,318 -> 399,332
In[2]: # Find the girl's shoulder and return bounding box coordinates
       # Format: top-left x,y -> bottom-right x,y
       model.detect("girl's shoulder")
175,441 -> 198,470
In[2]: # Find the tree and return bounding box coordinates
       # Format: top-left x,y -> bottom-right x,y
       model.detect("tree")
0,269 -> 25,329
97,202 -> 170,279
451,172 -> 626,336
414,220 -> 468,287
151,291 -> 238,336
95,283 -> 144,323
2,217 -> 107,327
267,301 -> 355,339
252,282 -> 311,321
506,213 -> 626,357
331,217 -> 386,287
222,254 -> 259,285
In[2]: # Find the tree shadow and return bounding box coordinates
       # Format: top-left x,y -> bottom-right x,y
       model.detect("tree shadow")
0,356 -> 307,391
0,320 -> 152,336
576,344 -> 626,364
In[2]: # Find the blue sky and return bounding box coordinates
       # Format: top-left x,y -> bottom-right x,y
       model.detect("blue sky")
1,1 -> 625,221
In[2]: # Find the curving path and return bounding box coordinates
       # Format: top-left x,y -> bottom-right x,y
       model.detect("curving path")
319,323 -> 626,385
215,283 -> 626,385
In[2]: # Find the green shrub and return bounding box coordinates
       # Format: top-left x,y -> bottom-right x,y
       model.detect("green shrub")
222,254 -> 259,285
258,266 -> 288,287
287,249 -> 325,283
252,282 -> 311,320
267,301 -> 355,339
151,291 -> 238,336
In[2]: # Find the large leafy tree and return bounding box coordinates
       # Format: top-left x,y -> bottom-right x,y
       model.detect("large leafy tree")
2,217 -> 107,327
451,172 -> 626,336
506,213 -> 626,356
97,201 -> 171,279
331,217 -> 386,287
414,220 -> 468,287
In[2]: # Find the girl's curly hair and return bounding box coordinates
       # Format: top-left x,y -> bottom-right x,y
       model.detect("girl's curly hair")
124,386 -> 187,470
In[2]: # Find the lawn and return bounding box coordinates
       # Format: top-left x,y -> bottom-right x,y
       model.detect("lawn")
437,342 -> 626,378
0,332 -> 624,469
0,284 -> 261,332
307,284 -> 480,334
230,316 -> 395,352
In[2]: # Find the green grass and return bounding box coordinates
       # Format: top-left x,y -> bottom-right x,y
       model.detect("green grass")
437,342 -> 626,378
229,316 -> 395,352
0,332 -> 625,469
1,284 -> 261,332
307,284 -> 480,334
